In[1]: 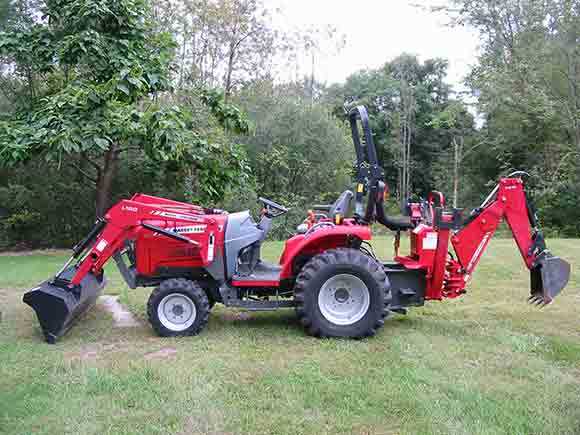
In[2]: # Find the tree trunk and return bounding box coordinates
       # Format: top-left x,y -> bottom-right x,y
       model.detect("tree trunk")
95,144 -> 118,217
224,42 -> 236,103
178,20 -> 188,87
400,115 -> 406,210
405,112 -> 411,201
452,136 -> 465,208
310,51 -> 315,103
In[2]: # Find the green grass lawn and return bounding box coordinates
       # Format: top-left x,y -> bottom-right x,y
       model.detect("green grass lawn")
1,237 -> 579,435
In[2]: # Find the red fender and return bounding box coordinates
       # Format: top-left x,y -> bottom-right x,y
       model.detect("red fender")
278,222 -> 372,280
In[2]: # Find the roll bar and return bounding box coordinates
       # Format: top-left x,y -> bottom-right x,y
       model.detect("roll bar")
348,106 -> 384,220
348,106 -> 415,231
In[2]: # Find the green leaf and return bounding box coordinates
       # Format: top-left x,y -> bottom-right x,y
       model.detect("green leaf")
94,138 -> 109,149
88,93 -> 101,104
117,84 -> 130,95
127,77 -> 142,88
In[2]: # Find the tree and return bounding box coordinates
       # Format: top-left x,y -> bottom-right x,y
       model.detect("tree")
0,0 -> 249,216
155,0 -> 278,101
326,54 -> 455,202
449,0 -> 579,161
235,80 -> 353,203
396,78 -> 417,207
428,101 -> 477,207
441,0 -> 580,234
0,0 -> 41,29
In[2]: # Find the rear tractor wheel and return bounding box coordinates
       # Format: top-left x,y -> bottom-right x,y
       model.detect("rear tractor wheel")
294,248 -> 390,338
147,278 -> 210,337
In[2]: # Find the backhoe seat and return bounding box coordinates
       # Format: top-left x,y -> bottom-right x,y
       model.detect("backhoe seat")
380,215 -> 414,231
375,205 -> 414,231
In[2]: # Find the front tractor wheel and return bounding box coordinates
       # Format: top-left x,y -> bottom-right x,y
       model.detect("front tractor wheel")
147,279 -> 210,337
294,248 -> 390,338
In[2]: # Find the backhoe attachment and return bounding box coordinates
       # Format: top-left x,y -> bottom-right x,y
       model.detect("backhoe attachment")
448,177 -> 570,305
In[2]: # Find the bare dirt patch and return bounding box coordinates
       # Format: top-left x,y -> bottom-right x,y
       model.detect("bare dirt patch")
65,344 -> 103,362
64,341 -> 139,363
144,347 -> 178,360
220,310 -> 252,322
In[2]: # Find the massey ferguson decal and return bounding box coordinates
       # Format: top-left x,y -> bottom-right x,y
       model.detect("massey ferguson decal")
174,225 -> 207,234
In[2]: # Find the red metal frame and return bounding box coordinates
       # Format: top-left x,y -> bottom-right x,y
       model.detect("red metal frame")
69,195 -> 227,286
66,178 -> 547,307
68,196 -> 371,290
396,178 -> 542,300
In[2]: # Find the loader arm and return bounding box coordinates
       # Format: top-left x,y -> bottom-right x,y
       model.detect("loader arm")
68,199 -> 201,286
23,196 -> 209,343
71,200 -> 203,286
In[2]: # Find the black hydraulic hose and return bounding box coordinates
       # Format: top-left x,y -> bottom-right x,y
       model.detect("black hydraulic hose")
72,218 -> 107,258
375,197 -> 411,231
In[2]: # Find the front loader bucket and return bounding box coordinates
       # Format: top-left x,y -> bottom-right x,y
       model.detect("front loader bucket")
23,267 -> 105,343
530,255 -> 571,304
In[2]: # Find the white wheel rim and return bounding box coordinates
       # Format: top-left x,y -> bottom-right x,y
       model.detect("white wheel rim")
157,293 -> 196,332
318,274 -> 370,326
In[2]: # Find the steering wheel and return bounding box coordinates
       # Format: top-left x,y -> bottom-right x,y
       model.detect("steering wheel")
259,197 -> 289,218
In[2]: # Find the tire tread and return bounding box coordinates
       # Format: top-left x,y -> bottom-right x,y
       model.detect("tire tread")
294,248 -> 390,338
147,278 -> 210,337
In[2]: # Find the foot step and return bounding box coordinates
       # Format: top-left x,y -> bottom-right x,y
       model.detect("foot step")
390,306 -> 408,315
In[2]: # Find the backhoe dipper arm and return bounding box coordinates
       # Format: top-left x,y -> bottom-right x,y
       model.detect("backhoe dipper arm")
450,177 -> 570,303
452,178 -> 536,274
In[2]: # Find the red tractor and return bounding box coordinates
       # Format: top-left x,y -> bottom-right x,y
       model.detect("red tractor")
24,107 -> 571,343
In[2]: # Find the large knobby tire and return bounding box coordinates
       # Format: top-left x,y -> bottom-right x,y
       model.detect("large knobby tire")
147,278 -> 210,337
294,248 -> 390,338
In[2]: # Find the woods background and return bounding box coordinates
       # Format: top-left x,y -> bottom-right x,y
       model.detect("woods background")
0,0 -> 578,249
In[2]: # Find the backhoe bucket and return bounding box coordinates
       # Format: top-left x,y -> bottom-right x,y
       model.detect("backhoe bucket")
23,266 -> 105,343
530,255 -> 570,304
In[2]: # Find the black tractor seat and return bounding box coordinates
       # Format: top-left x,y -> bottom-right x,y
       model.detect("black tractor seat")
380,215 -> 414,231
313,190 -> 354,217
375,204 -> 415,231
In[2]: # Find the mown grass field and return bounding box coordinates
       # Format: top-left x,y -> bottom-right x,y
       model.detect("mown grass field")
1,237 -> 579,435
